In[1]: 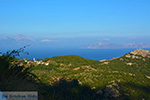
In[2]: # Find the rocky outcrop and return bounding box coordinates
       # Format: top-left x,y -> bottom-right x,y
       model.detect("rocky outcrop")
125,49 -> 150,58
130,49 -> 150,57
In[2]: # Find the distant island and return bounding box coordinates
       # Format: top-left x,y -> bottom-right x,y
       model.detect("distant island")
84,42 -> 150,49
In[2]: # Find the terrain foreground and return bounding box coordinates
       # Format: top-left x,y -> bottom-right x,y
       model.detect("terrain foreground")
1,49 -> 150,100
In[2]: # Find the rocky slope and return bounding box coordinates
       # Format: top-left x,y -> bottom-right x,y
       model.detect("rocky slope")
125,49 -> 150,59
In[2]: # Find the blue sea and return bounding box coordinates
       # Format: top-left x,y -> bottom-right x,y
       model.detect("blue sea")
1,48 -> 150,61
17,48 -> 149,61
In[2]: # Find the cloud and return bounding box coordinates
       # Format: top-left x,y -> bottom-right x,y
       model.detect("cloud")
40,39 -> 58,42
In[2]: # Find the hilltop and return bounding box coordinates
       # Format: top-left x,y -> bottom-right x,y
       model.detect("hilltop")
124,49 -> 150,59
129,49 -> 150,57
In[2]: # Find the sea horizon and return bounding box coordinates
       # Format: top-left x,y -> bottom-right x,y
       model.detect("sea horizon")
11,48 -> 150,61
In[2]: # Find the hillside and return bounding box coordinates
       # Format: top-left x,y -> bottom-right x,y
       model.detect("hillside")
1,48 -> 150,100
30,49 -> 150,100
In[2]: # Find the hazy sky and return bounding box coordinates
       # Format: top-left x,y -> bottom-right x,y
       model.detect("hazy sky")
0,0 -> 150,38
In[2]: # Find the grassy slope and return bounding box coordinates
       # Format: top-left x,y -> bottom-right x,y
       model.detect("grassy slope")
32,55 -> 150,100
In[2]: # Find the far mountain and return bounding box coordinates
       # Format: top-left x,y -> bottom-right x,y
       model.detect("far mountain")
84,42 -> 150,49
1,34 -> 35,42
0,34 -> 36,47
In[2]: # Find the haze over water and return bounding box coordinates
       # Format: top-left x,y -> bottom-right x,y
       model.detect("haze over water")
16,48 -> 149,61
0,0 -> 150,60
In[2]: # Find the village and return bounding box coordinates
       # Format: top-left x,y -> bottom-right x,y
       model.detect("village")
23,58 -> 49,66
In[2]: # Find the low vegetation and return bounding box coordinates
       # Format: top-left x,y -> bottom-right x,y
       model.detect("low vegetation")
0,48 -> 150,100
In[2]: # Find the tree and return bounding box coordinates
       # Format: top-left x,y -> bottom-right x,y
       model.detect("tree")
0,46 -> 39,91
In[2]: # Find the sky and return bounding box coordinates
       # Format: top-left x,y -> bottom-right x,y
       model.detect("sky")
0,0 -> 150,49
0,0 -> 150,37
